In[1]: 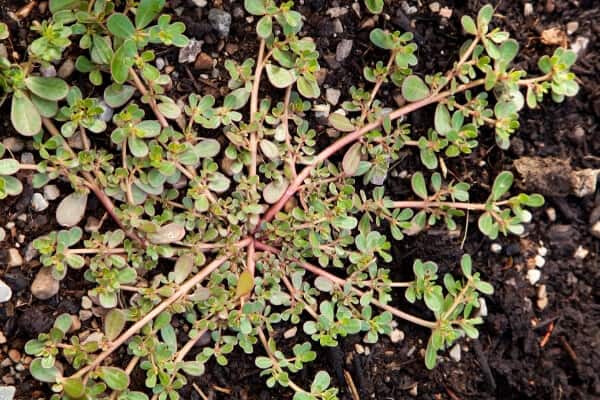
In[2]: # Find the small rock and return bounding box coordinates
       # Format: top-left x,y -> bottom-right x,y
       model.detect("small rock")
571,36 -> 589,56
8,349 -> 20,363
534,255 -> 546,268
332,18 -> 343,34
400,1 -> 417,15
449,344 -> 461,362
566,21 -> 579,35
98,101 -> 114,123
538,246 -> 548,257
0,279 -> 12,302
232,5 -> 244,18
24,242 -> 38,262
0,386 -> 16,400
527,269 -> 541,285
8,248 -> 23,267
192,0 -> 207,7
31,267 -> 60,300
335,39 -> 353,62
58,59 -> 75,79
20,152 -> 34,164
574,246 -> 588,260
408,384 -> 418,397
591,221 -> 600,239
523,3 -> 534,16
208,9 -> 232,38
43,185 -> 60,201
439,6 -> 453,19
0,228 -> 5,242
390,329 -> 404,343
326,7 -> 348,18
0,332 -> 6,344
2,137 -> 24,152
537,284 -> 548,310
0,44 -> 8,59
194,52 -> 213,70
79,310 -> 93,321
69,315 -> 81,333
325,88 -> 341,105
40,64 -> 56,77
571,168 -> 599,197
568,125 -> 585,144
156,57 -> 165,71
178,39 -> 204,64
283,327 -> 297,339
490,243 -> 502,254
81,296 -> 93,309
354,343 -> 365,354
546,207 -> 557,222
478,298 -> 488,317
429,2 -> 440,13
31,193 -> 49,212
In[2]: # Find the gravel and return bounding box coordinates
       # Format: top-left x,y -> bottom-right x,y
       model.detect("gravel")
31,192 -> 49,212
31,267 -> 60,300
43,185 -> 60,201
208,9 -> 232,38
335,39 -> 353,61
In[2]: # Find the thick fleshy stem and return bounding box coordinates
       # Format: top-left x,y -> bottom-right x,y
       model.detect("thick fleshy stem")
259,79 -> 487,226
254,241 -> 436,329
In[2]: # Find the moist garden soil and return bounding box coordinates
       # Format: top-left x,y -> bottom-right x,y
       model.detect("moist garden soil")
1,0 -> 599,399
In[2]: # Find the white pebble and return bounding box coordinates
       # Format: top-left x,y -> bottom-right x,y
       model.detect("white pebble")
449,344 -> 461,362
43,185 -> 60,201
390,329 -> 405,343
0,279 -> 12,302
524,3 -> 534,16
8,248 -> 22,267
574,246 -> 589,260
538,246 -> 548,257
534,255 -> 546,268
31,193 -> 49,212
283,327 -> 297,339
490,243 -> 502,254
478,298 -> 488,317
527,269 -> 541,285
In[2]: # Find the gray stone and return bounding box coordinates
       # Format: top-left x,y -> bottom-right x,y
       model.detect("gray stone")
571,36 -> 589,56
0,228 -> 4,242
591,221 -> 600,239
43,185 -> 60,201
20,152 -> 34,164
31,267 -> 60,300
31,193 -> 49,212
178,39 -> 204,63
566,21 -> 579,35
58,59 -> 75,79
192,0 -> 207,7
208,9 -> 232,38
524,3 -> 534,16
40,64 -> 57,77
335,39 -> 353,62
0,44 -> 8,59
449,344 -> 461,362
0,280 -> 12,303
156,57 -> 165,71
325,88 -> 341,105
332,18 -> 343,34
25,242 -> 38,262
7,248 -> 23,267
429,2 -> 440,12
98,101 -> 114,122
0,386 -> 16,400
2,137 -> 24,152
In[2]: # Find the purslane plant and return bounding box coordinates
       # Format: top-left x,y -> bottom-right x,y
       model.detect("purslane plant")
0,0 -> 579,398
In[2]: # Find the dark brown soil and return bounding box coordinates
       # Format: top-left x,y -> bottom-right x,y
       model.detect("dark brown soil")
1,0 -> 599,399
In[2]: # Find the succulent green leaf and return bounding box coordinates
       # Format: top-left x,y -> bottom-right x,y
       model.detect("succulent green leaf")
342,142 -> 362,176
411,172 -> 428,200
179,361 -> 205,376
265,64 -> 297,88
402,75 -> 430,102
490,171 -> 513,201
244,0 -> 267,15
62,377 -> 85,398
105,309 -> 127,341
369,28 -> 393,49
30,358 -> 61,383
25,77 -> 68,101
364,0 -> 384,14
107,13 -> 136,39
99,367 -> 129,391
256,15 -> 272,38
434,103 -> 452,135
11,91 -> 41,136
136,0 -> 165,29
461,15 -> 477,35
0,159 -> 20,175
328,113 -> 355,132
